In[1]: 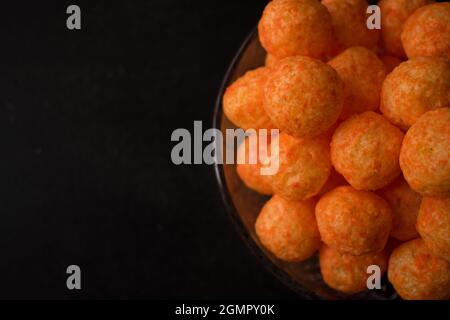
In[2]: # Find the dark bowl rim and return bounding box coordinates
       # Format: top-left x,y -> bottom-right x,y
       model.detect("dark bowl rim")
212,28 -> 319,300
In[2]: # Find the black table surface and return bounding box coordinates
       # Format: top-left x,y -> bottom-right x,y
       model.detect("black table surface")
0,0 -> 300,299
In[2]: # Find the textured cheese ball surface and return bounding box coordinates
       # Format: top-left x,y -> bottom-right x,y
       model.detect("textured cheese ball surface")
402,2 -> 450,59
379,0 -> 434,58
381,57 -> 450,130
328,47 -> 386,120
258,0 -> 334,59
223,67 -> 274,130
320,245 -> 387,294
265,54 -> 280,68
316,186 -> 392,256
417,196 -> 450,262
331,112 -> 404,191
271,133 -> 331,201
236,135 -> 273,195
400,108 -> 450,197
380,176 -> 421,241
388,239 -> 450,300
322,0 -> 379,53
264,56 -> 344,138
255,195 -> 321,262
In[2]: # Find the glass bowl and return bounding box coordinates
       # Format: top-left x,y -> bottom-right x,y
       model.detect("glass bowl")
213,30 -> 398,300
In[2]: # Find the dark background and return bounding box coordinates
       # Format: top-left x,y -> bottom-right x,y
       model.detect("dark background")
0,0 -> 301,299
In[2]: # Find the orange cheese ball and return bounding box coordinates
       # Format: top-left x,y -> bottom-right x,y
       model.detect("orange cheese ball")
236,135 -> 273,196
258,0 -> 334,60
328,47 -> 386,120
255,195 -> 321,262
380,57 -> 450,130
388,239 -> 450,300
271,133 -> 331,201
319,245 -> 388,294
322,0 -> 379,53
264,56 -> 344,138
264,54 -> 280,68
400,108 -> 450,198
223,67 -> 274,130
402,2 -> 450,59
417,197 -> 450,262
380,176 -> 421,241
379,55 -> 403,74
379,0 -> 434,58
331,112 -> 404,191
316,186 -> 392,255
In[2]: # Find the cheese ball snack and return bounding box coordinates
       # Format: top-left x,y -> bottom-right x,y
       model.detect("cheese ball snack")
380,57 -> 450,130
319,245 -> 388,294
379,55 -> 402,74
328,47 -> 386,120
255,195 -> 321,262
258,0 -> 334,60
265,54 -> 280,68
236,135 -> 273,195
331,112 -> 404,191
400,108 -> 450,197
271,133 -> 331,201
402,2 -> 450,59
379,0 -> 434,58
322,0 -> 379,53
264,56 -> 344,138
316,186 -> 392,255
417,197 -> 450,262
380,176 -> 421,241
388,239 -> 450,300
223,67 -> 274,130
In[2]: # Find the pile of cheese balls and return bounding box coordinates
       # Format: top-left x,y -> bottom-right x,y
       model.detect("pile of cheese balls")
223,0 -> 450,299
